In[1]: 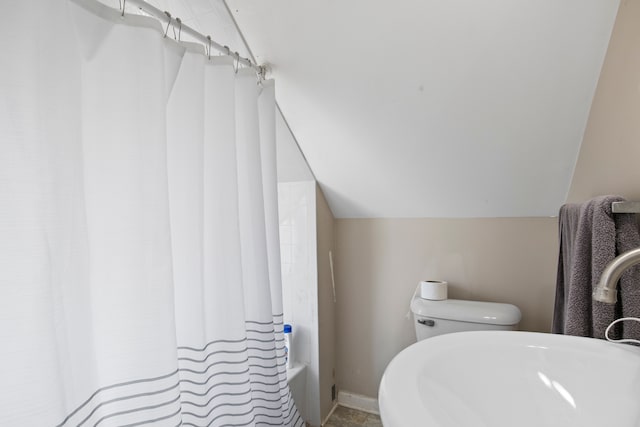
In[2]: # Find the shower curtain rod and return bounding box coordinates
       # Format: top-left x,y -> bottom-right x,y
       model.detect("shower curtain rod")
124,0 -> 266,77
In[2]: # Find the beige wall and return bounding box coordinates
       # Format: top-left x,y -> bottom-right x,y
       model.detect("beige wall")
333,218 -> 557,398
568,0 -> 640,202
316,185 -> 336,422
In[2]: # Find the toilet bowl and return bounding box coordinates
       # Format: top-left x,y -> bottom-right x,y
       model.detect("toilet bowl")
411,293 -> 522,341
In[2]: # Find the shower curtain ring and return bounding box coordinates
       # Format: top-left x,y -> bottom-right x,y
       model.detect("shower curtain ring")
175,17 -> 182,41
234,52 -> 240,73
121,0 -> 126,16
163,11 -> 171,38
206,36 -> 212,60
257,66 -> 266,85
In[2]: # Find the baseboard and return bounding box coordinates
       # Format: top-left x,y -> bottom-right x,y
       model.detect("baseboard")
337,390 -> 379,415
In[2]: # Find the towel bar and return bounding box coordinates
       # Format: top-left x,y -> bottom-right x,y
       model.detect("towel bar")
611,201 -> 640,214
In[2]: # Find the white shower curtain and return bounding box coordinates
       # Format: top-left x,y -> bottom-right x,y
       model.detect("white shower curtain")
0,0 -> 301,426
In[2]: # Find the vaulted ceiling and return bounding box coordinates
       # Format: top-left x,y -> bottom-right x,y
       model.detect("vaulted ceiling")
138,0 -> 620,218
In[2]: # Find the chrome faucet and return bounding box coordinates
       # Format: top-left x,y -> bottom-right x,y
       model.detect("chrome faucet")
592,247 -> 640,304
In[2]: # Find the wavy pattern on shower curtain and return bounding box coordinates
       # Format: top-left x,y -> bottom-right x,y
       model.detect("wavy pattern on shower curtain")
0,0 -> 301,426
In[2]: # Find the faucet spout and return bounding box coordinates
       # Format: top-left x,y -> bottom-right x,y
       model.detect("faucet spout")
593,247 -> 640,304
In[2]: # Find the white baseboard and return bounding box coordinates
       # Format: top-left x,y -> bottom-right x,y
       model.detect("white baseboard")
337,391 -> 379,415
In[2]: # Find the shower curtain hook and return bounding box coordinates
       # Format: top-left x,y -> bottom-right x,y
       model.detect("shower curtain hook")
234,52 -> 240,74
257,66 -> 265,85
121,0 -> 126,16
163,11 -> 171,38
206,36 -> 212,60
175,17 -> 182,41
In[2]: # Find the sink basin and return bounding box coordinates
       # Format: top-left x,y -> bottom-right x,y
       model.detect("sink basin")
379,331 -> 640,427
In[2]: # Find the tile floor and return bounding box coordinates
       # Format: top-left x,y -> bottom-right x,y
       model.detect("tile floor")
324,405 -> 382,427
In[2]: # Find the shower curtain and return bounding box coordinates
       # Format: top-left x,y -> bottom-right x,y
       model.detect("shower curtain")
0,0 -> 301,426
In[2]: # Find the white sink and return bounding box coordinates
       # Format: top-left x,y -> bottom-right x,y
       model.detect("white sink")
379,331 -> 640,427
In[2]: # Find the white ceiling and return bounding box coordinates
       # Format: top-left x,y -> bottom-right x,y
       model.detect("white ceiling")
225,0 -> 619,218
125,0 -> 619,218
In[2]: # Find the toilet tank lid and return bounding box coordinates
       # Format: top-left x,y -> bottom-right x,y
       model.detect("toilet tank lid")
411,297 -> 522,326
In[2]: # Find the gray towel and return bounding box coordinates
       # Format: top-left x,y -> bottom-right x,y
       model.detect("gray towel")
564,195 -> 640,340
552,203 -> 581,334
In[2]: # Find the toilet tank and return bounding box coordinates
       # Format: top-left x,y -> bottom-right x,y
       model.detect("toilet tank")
411,297 -> 521,341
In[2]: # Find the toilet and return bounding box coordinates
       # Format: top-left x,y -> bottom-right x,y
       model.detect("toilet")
411,294 -> 522,341
379,293 -> 524,426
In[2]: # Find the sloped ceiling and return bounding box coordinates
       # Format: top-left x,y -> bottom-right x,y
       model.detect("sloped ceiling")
131,0 -> 619,218
225,0 -> 619,218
